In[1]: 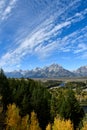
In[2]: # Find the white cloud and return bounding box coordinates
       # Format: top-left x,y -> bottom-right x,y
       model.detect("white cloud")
55,25 -> 87,55
0,1 -> 5,16
0,1 -> 5,10
34,41 -> 58,58
74,43 -> 87,54
67,7 -> 87,23
1,0 -> 17,21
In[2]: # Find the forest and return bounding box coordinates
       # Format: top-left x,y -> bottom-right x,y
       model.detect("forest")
0,69 -> 87,130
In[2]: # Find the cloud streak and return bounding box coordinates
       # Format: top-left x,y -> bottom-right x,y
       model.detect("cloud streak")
0,0 -> 18,21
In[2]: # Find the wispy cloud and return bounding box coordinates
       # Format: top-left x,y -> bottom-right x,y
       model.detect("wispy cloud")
0,0 -> 17,21
0,19 -> 72,67
0,1 -> 6,16
74,43 -> 87,54
58,26 -> 87,53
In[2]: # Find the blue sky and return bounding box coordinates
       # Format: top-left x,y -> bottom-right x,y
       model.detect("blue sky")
0,0 -> 87,71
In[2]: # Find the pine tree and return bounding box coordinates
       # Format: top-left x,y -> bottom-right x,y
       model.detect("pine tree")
0,69 -> 10,109
58,89 -> 84,129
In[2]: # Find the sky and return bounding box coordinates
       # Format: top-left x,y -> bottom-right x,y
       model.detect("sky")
0,0 -> 87,71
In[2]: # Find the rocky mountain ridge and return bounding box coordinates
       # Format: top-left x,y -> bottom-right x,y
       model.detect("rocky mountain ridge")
5,64 -> 87,78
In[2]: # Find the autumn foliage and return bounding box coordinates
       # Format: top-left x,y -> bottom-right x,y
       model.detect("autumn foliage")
52,117 -> 73,130
81,122 -> 87,130
46,123 -> 52,130
6,104 -> 74,130
6,103 -> 21,130
30,111 -> 41,130
5,103 -> 87,130
46,117 -> 73,130
6,104 -> 41,130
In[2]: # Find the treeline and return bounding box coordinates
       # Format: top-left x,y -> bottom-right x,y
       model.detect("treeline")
0,69 -> 86,130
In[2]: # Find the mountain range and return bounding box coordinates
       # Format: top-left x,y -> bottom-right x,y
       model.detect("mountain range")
5,64 -> 87,78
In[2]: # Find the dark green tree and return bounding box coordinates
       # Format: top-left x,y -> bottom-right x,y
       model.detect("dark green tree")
0,69 -> 11,110
30,82 -> 51,130
58,89 -> 84,130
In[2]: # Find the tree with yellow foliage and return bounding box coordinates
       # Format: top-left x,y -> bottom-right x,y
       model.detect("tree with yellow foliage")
6,104 -> 42,130
30,111 -> 41,130
46,117 -> 73,130
81,122 -> 87,130
6,104 -> 30,130
46,123 -> 52,130
20,114 -> 30,130
52,117 -> 73,130
6,103 -> 21,130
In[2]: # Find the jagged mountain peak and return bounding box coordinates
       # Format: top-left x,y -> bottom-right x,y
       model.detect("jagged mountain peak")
48,63 -> 62,68
43,64 -> 63,72
33,67 -> 41,72
75,65 -> 87,74
79,66 -> 87,69
75,66 -> 87,72
73,65 -> 87,77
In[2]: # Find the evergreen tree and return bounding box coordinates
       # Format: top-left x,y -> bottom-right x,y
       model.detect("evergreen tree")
0,69 -> 11,110
58,89 -> 84,130
30,82 -> 51,130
